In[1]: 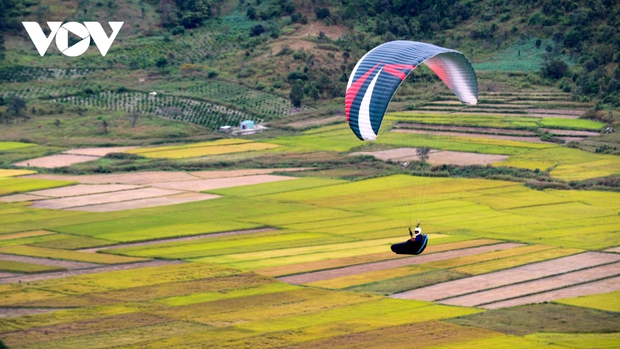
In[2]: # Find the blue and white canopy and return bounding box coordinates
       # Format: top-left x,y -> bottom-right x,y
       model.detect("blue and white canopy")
345,41 -> 478,141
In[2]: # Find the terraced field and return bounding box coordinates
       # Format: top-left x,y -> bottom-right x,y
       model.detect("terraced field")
2,83 -> 619,349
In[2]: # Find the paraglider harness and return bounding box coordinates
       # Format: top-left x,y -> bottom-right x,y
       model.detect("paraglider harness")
390,223 -> 428,255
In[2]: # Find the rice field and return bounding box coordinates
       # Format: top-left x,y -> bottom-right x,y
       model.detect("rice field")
126,139 -> 279,159
0,142 -> 36,151
0,245 -> 148,264
0,260 -> 65,273
555,291 -> 620,313
0,177 -> 76,196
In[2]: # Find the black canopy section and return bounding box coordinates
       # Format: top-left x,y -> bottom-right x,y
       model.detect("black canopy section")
391,234 -> 428,255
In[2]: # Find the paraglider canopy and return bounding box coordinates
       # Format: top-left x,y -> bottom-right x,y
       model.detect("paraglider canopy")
345,41 -> 478,141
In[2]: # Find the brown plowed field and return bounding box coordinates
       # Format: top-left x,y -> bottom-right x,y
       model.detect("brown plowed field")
483,275 -> 620,309
393,252 -> 620,301
440,262 -> 620,307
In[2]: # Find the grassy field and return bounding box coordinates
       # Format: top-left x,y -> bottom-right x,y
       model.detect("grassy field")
0,177 -> 76,196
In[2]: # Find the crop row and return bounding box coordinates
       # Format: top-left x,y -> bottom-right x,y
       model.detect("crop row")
0,67 -> 95,83
53,91 -> 252,129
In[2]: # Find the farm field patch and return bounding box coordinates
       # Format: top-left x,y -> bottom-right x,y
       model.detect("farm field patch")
0,169 -> 36,177
555,291 -> 620,313
0,260 -> 65,274
128,139 -> 278,159
0,177 -> 76,196
13,154 -> 100,168
70,192 -> 221,212
0,246 -> 148,264
351,147 -> 509,166
151,174 -> 297,191
448,303 -> 620,336
525,332 -> 620,349
0,141 -> 36,151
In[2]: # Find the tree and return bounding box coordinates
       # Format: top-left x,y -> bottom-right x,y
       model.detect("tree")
416,147 -> 431,164
102,119 -> 109,134
129,111 -> 139,128
289,79 -> 304,108
156,57 -> 168,68
542,59 -> 569,80
162,107 -> 182,122
8,96 -> 26,124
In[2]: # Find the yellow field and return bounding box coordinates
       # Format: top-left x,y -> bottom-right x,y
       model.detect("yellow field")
127,139 -> 279,159
0,169 -> 36,177
555,291 -> 620,313
0,230 -> 55,241
524,332 -> 620,349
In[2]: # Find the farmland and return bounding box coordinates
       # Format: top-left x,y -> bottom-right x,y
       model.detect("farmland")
1,0 -> 620,347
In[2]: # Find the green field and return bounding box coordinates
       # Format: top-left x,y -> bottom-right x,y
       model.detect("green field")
555,291 -> 620,313
0,260 -> 65,273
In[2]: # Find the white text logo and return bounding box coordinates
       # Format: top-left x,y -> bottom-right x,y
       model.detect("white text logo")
22,21 -> 124,57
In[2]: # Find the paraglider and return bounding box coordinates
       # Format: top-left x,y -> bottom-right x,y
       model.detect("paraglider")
344,41 -> 478,254
390,225 -> 428,255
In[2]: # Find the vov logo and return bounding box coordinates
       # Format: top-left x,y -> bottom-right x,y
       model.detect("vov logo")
22,22 -> 124,57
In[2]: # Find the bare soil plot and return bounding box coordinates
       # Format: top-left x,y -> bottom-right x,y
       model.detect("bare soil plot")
150,174 -> 298,192
540,129 -> 600,136
483,276 -> 620,309
31,188 -> 182,210
0,253 -> 100,269
0,260 -> 182,284
80,228 -> 276,253
278,243 -> 520,285
13,154 -> 100,168
0,193 -> 47,202
351,147 -> 508,166
62,147 -> 138,156
68,192 -> 220,212
440,262 -> 620,307
606,246 -> 620,253
393,252 -> 620,301
26,171 -> 200,184
396,123 -> 537,136
0,272 -> 17,278
286,116 -> 343,128
393,129 -> 551,143
190,168 -> 306,179
0,308 -> 62,318
29,184 -> 142,198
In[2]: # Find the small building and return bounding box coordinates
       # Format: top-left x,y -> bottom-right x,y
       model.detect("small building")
240,120 -> 254,130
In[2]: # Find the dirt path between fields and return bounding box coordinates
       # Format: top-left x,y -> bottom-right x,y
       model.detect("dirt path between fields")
278,243 -> 521,285
79,228 -> 276,253
0,260 -> 183,284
